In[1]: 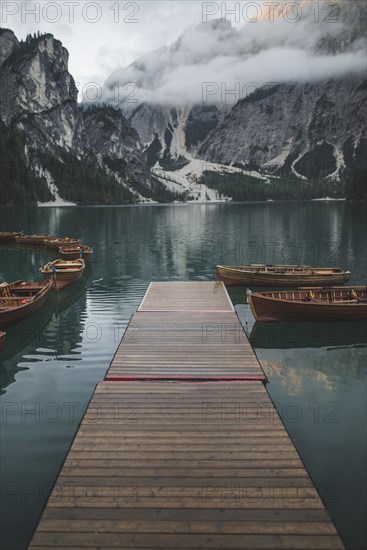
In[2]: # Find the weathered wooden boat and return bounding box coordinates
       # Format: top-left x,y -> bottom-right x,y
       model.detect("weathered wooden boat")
59,245 -> 93,260
16,234 -> 54,246
44,237 -> 81,250
39,259 -> 85,290
42,235 -> 58,242
0,331 -> 5,351
249,287 -> 367,322
0,279 -> 54,328
215,264 -> 351,287
0,231 -> 23,242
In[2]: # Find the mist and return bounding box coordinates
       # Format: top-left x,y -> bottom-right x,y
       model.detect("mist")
103,0 -> 367,107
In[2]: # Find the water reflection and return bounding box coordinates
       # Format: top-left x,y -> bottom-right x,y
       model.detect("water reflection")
0,296 -> 55,358
250,321 -> 367,349
0,282 -> 89,393
0,202 -> 366,550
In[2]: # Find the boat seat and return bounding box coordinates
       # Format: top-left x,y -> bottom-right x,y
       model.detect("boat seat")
0,300 -> 18,307
0,286 -> 12,298
303,291 -> 324,303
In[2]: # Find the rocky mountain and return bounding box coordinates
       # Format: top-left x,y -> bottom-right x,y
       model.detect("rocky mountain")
0,29 -> 153,206
104,0 -> 367,199
1,0 -> 366,205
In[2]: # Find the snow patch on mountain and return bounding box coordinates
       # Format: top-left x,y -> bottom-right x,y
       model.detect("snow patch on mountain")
35,165 -> 77,206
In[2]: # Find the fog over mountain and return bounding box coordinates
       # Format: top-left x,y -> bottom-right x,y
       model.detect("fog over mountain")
104,0 -> 366,106
98,0 -> 366,199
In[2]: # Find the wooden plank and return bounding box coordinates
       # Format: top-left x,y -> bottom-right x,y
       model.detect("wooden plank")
36,519 -> 338,535
28,283 -> 344,549
107,310 -> 264,381
30,532 -> 344,549
29,382 -> 343,549
138,282 -> 235,312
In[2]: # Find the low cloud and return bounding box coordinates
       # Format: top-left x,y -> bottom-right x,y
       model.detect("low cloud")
103,0 -> 367,107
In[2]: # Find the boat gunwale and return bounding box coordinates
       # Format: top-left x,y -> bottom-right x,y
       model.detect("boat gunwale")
0,279 -> 54,314
39,259 -> 85,277
215,264 -> 348,275
250,287 -> 367,307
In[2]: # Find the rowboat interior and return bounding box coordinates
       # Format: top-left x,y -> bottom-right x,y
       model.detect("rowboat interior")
255,287 -> 367,304
41,261 -> 85,273
0,281 -> 51,308
45,238 -> 81,249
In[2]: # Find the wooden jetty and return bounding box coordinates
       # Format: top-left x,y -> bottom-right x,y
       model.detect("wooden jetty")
107,282 -> 264,381
29,282 -> 344,549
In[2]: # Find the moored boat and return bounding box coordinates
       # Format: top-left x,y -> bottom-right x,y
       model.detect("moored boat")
0,279 -> 54,328
44,237 -> 81,250
39,259 -> 85,290
0,331 -> 5,351
215,264 -> 351,287
59,245 -> 93,260
0,231 -> 23,242
16,234 -> 54,246
249,287 -> 367,322
42,235 -> 58,243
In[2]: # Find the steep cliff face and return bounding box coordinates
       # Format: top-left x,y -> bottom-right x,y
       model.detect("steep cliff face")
0,29 -> 151,205
0,30 -> 83,153
82,105 -> 148,188
199,78 -> 367,182
0,28 -> 18,66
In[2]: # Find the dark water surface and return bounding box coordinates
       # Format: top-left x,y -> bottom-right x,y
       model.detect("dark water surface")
0,202 -> 366,549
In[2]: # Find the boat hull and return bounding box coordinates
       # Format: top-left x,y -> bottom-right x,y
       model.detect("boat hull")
0,232 -> 23,243
250,287 -> 367,322
0,280 -> 54,328
0,331 -> 5,351
215,265 -> 350,287
42,270 -> 84,289
40,260 -> 85,290
15,235 -> 53,246
45,239 -> 80,250
59,246 -> 93,260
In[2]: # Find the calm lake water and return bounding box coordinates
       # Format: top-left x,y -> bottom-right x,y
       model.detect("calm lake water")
0,202 -> 366,550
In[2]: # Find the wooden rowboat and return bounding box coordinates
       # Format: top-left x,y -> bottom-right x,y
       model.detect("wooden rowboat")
0,231 -> 23,242
16,234 -> 55,245
44,237 -> 81,250
39,259 -> 85,290
59,245 -> 93,260
215,264 -> 351,287
249,287 -> 367,322
0,331 -> 5,351
0,279 -> 54,328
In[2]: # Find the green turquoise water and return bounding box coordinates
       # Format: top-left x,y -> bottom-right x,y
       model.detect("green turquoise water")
0,202 -> 366,549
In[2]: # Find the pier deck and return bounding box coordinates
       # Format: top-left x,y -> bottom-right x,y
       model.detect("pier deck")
107,282 -> 265,381
29,282 -> 344,549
